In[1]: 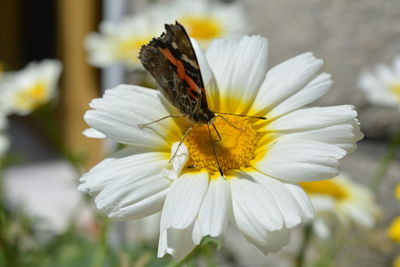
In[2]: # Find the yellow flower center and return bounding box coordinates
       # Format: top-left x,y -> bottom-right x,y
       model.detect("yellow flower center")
117,37 -> 151,63
14,81 -> 48,111
387,216 -> 400,243
300,180 -> 348,200
180,16 -> 223,40
390,83 -> 400,102
184,116 -> 259,177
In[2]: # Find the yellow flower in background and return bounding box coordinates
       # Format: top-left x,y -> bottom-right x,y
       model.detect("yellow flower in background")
0,60 -> 62,115
301,173 -> 380,238
85,0 -> 249,69
395,256 -> 400,267
358,56 -> 400,108
395,184 -> 400,200
387,216 -> 400,243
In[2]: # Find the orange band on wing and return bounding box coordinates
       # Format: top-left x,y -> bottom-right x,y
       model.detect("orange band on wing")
160,48 -> 202,100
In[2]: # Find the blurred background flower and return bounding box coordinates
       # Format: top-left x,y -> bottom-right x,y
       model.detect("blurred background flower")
301,173 -> 381,238
85,0 -> 249,69
359,56 -> 400,109
0,59 -> 62,115
0,114 -> 9,156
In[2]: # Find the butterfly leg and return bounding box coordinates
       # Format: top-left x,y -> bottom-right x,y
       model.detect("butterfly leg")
169,126 -> 193,163
137,114 -> 183,128
207,124 -> 224,177
211,123 -> 222,142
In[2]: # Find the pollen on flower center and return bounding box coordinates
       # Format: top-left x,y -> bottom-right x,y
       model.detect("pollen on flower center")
184,116 -> 258,177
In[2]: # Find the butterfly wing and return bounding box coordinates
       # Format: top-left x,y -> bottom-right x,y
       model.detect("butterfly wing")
139,22 -> 214,123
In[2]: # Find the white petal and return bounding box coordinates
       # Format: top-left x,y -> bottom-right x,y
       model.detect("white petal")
231,175 -> 284,235
358,71 -> 397,106
108,188 -> 169,221
276,123 -> 363,153
191,38 -> 219,111
284,183 -> 314,219
253,52 -> 323,114
313,219 -> 331,239
375,64 -> 397,84
78,149 -> 168,194
160,172 -> 209,232
254,228 -> 291,254
84,84 -> 182,149
309,195 -> 336,211
158,226 -> 196,261
162,142 -> 189,180
393,55 -> 400,76
206,36 -> 269,113
231,190 -> 291,254
268,73 -> 332,118
250,171 -> 311,227
78,150 -> 170,220
192,177 -> 229,244
268,105 -> 358,132
256,141 -> 346,182
346,206 -> 374,228
82,128 -> 106,138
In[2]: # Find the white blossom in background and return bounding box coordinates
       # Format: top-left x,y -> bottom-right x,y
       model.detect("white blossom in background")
301,173 -> 380,238
358,56 -> 400,108
79,35 -> 362,260
0,59 -> 62,115
4,161 -> 94,234
85,0 -> 249,69
0,114 -> 9,157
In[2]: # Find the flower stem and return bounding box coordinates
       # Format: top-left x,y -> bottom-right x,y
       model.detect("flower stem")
296,223 -> 313,267
167,236 -> 221,267
369,128 -> 400,191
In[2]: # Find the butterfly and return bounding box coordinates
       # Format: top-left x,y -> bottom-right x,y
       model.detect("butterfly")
139,21 -> 214,124
138,22 -> 265,176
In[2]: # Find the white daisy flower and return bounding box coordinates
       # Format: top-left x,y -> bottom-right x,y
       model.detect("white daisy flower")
0,59 -> 62,115
79,36 -> 362,260
358,56 -> 400,108
85,0 -> 248,69
301,173 -> 380,238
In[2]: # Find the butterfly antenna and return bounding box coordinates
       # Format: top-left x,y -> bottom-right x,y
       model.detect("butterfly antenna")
138,114 -> 182,128
215,115 -> 241,130
214,112 -> 266,120
207,124 -> 224,177
169,126 -> 192,163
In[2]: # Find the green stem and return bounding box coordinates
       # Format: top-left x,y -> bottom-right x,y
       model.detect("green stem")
166,246 -> 201,267
90,218 -> 109,267
0,160 -> 19,267
311,236 -> 342,267
296,224 -> 313,267
369,129 -> 400,191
